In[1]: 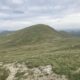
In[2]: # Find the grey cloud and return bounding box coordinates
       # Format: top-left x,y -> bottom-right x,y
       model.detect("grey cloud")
0,0 -> 80,30
0,0 -> 80,20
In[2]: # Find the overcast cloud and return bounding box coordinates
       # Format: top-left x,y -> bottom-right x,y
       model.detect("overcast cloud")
0,0 -> 80,30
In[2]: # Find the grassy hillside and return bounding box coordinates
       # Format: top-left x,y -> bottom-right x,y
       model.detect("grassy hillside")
0,24 -> 80,80
0,24 -> 63,47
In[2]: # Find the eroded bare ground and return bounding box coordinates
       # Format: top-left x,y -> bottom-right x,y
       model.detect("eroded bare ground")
0,62 -> 68,80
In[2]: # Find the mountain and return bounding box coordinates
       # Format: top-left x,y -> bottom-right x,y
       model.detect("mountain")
0,24 -> 63,47
61,29 -> 80,37
68,30 -> 80,37
0,24 -> 80,80
0,31 -> 14,36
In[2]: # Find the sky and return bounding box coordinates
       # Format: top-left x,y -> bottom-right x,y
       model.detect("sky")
0,0 -> 80,30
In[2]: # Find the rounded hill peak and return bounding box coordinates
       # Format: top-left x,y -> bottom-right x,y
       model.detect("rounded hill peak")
2,24 -> 62,46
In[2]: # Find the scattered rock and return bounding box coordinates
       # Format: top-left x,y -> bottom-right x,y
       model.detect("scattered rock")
0,62 -> 3,66
72,68 -> 80,74
39,65 -> 52,75
0,62 -> 68,80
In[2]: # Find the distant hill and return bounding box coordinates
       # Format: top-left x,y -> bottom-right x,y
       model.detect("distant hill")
0,31 -> 14,36
62,29 -> 80,37
0,24 -> 64,47
68,31 -> 80,37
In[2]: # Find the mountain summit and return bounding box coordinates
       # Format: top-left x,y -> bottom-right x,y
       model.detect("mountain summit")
1,24 -> 62,46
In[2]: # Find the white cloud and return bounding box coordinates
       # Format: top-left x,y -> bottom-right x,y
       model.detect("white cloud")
0,0 -> 80,30
0,5 -> 10,10
0,20 -> 31,30
54,13 -> 80,29
0,12 -> 9,17
8,0 -> 24,5
56,13 -> 80,25
0,12 -> 80,30
54,5 -> 63,10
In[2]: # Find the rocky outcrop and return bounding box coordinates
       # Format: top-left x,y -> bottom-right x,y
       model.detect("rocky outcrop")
0,62 -> 68,80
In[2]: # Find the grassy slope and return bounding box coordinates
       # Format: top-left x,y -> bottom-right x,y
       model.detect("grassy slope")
0,24 -> 80,80
0,24 -> 62,46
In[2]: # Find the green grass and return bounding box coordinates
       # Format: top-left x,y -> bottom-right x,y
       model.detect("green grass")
0,24 -> 63,47
0,24 -> 80,80
0,38 -> 80,80
0,67 -> 9,80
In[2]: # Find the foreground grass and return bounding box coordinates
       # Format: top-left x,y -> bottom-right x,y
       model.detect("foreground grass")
0,38 -> 80,80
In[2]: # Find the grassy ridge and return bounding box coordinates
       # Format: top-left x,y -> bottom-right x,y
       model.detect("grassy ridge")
0,24 -> 80,80
0,24 -> 62,47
